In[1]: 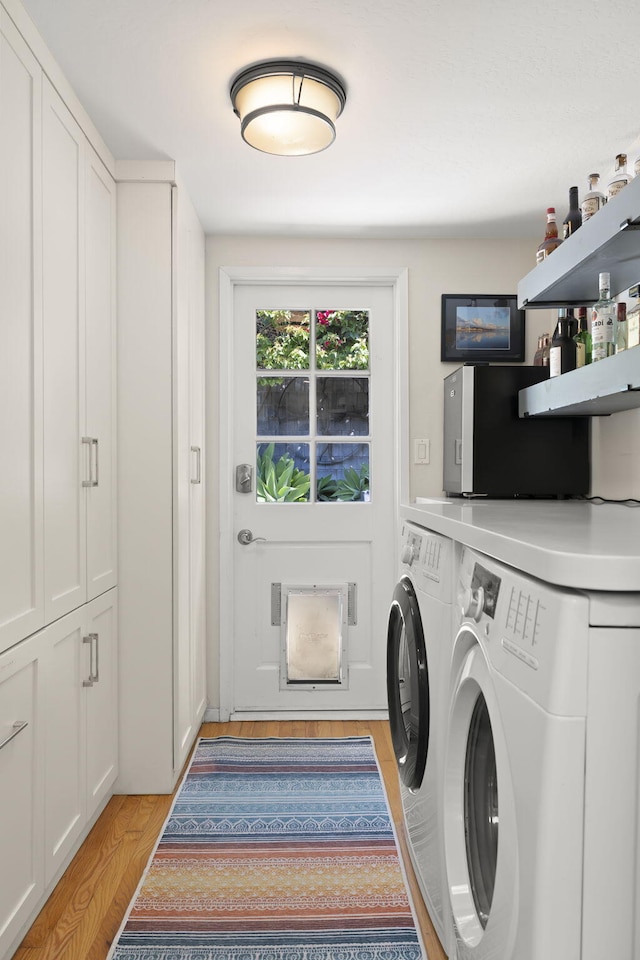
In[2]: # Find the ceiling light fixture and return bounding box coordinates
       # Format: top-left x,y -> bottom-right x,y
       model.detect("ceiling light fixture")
230,59 -> 346,157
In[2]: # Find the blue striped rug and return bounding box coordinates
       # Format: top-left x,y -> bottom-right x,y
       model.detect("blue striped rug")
109,736 -> 426,960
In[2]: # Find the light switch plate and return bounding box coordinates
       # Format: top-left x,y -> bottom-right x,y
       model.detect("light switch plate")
414,438 -> 430,464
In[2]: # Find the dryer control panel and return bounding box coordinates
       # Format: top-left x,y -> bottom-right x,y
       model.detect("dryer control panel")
400,521 -> 452,603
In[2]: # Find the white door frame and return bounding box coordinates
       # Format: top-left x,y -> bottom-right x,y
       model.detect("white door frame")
218,266 -> 409,722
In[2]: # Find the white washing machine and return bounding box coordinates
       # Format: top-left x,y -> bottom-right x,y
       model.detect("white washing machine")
387,519 -> 455,955
444,544 -> 640,960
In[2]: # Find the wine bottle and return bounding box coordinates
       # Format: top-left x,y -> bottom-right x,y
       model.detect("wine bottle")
562,187 -> 582,239
549,309 -> 577,377
591,272 -> 616,362
573,307 -> 592,367
607,154 -> 632,200
536,208 -> 562,264
581,174 -> 606,221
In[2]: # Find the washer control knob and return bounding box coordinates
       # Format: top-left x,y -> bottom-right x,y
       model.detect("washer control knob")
400,542 -> 415,565
462,586 -> 484,622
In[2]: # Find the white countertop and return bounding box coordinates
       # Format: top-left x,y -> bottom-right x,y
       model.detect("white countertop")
401,499 -> 640,592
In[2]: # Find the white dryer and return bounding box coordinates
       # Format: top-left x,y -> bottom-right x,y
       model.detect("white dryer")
444,544 -> 640,960
387,519 -> 455,955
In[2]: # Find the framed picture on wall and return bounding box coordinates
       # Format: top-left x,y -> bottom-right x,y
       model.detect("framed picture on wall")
440,294 -> 525,363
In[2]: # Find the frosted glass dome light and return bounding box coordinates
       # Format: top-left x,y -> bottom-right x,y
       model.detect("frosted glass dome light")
230,60 -> 347,156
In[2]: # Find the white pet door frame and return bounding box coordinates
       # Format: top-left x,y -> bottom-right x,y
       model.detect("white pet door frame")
275,583 -> 352,691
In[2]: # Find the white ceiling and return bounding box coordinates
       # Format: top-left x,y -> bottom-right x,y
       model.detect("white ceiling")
19,0 -> 640,239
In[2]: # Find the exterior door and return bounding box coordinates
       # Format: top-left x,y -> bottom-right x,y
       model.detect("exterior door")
221,273 -> 404,716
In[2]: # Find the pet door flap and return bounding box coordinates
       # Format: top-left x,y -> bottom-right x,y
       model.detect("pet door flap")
284,588 -> 344,684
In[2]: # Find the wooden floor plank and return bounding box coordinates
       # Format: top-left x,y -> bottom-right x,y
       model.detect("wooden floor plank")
14,719 -> 446,960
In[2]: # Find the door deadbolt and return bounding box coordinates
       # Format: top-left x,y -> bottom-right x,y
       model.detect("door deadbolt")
235,463 -> 253,493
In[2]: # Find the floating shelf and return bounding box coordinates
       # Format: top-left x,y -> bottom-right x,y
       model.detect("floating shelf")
518,349 -> 640,417
517,174 -> 640,309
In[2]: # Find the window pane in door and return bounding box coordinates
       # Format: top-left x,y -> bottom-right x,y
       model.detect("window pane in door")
257,377 -> 309,436
316,443 -> 370,501
317,377 -> 369,436
257,442 -> 310,502
315,310 -> 369,370
257,310 -> 310,370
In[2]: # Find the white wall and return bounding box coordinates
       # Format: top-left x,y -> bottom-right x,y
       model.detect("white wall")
204,235 -> 640,708
204,234 -> 551,707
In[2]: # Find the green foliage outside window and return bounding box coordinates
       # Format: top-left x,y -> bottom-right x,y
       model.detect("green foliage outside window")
256,310 -> 369,371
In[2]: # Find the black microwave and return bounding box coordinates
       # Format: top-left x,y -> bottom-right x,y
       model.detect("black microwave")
443,365 -> 590,498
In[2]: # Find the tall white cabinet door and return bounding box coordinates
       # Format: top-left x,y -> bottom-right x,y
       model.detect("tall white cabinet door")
188,206 -> 207,730
0,636 -> 44,960
173,186 -> 206,774
42,79 -> 87,623
84,589 -> 118,820
85,148 -> 117,600
0,11 -> 44,653
42,608 -> 85,883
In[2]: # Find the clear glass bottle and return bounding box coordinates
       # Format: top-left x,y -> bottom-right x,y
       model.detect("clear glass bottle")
573,307 -> 592,366
541,332 -> 551,366
607,154 -> 632,200
581,174 -> 606,221
627,283 -> 640,350
536,208 -> 562,264
563,187 -> 582,239
533,335 -> 545,366
549,309 -> 578,377
591,271 -> 616,362
615,302 -> 627,353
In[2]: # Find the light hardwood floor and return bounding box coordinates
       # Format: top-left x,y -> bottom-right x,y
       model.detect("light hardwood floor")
14,720 -> 447,960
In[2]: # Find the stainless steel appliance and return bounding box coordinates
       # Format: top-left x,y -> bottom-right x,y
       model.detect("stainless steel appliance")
443,365 -> 589,497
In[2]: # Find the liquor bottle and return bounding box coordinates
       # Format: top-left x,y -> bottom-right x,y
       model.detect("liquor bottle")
562,187 -> 582,239
591,272 -> 616,362
541,332 -> 551,366
549,309 -> 577,377
627,283 -> 640,350
615,302 -> 627,353
573,307 -> 592,367
607,154 -> 632,200
581,174 -> 606,221
536,208 -> 562,264
566,306 -> 577,337
533,335 -> 545,366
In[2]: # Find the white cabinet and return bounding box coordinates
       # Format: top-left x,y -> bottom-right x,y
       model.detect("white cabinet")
117,170 -> 206,793
42,589 -> 118,883
0,7 -> 118,959
0,9 -> 44,652
42,80 -> 117,625
0,634 -> 44,960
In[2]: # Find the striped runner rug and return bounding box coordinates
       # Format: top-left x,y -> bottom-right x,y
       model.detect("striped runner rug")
109,736 -> 426,960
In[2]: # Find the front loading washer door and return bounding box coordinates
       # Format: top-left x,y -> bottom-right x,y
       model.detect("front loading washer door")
386,576 -> 430,791
444,635 -> 518,958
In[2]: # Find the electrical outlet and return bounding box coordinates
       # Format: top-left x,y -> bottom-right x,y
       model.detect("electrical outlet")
414,439 -> 430,464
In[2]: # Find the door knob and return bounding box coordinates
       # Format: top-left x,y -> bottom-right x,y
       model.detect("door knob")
237,528 -> 266,546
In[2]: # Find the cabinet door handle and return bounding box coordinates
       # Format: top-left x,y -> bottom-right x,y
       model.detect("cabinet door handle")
83,632 -> 100,686
82,437 -> 99,487
0,720 -> 28,752
190,445 -> 201,484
